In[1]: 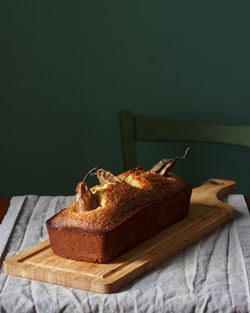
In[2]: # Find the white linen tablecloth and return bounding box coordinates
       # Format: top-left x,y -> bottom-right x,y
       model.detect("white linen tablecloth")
0,194 -> 250,313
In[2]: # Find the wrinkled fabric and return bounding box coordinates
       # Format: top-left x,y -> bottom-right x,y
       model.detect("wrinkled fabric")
0,194 -> 250,313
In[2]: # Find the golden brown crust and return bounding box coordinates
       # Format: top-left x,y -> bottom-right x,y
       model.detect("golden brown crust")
47,170 -> 189,234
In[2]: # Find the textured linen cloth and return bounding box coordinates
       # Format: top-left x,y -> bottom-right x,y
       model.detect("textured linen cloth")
0,194 -> 250,313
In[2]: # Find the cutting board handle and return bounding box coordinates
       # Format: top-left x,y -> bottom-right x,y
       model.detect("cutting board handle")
191,178 -> 236,210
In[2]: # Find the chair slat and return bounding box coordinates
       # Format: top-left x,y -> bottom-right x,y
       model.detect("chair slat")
135,116 -> 250,148
120,110 -> 250,170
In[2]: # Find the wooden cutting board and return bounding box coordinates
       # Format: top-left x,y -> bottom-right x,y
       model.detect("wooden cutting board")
4,178 -> 235,294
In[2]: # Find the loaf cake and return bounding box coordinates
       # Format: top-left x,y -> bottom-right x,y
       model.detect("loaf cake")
46,150 -> 192,263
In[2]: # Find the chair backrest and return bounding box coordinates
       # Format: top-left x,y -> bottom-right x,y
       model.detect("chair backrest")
119,110 -> 250,170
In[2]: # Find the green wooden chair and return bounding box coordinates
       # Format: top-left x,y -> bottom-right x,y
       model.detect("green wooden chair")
119,110 -> 250,170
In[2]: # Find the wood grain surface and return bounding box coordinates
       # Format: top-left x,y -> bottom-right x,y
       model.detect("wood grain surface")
4,178 -> 236,293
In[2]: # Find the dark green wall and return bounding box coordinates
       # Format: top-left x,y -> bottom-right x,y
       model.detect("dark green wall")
1,0 -> 250,195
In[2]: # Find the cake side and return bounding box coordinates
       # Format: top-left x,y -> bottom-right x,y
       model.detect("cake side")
99,187 -> 191,263
47,186 -> 191,263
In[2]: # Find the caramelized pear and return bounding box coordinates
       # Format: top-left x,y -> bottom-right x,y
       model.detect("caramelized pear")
75,181 -> 98,212
96,168 -> 122,185
151,147 -> 190,176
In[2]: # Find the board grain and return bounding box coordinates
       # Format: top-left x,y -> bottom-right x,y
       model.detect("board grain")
4,178 -> 235,293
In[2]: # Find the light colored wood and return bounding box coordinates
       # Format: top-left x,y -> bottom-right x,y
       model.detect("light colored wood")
4,178 -> 236,294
